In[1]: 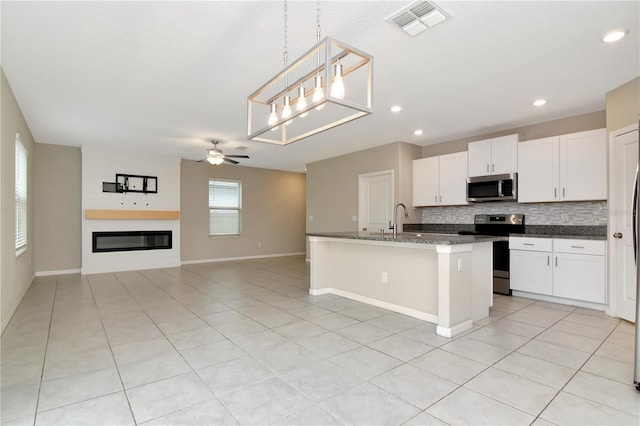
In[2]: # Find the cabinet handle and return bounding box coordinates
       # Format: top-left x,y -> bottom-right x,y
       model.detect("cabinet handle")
523,243 -> 535,246
554,188 -> 557,198
547,256 -> 550,266
570,245 -> 585,249
563,187 -> 566,198
555,257 -> 558,267
439,195 -> 442,203
492,163 -> 495,172
435,195 -> 437,203
486,164 -> 490,173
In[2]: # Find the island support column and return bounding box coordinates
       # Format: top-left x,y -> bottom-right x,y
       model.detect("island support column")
436,244 -> 473,337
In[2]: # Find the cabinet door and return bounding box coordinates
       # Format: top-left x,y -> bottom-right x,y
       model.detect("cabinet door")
517,136 -> 560,203
468,139 -> 492,177
553,253 -> 605,303
412,157 -> 439,207
439,152 -> 469,205
510,250 -> 553,295
559,128 -> 607,201
491,134 -> 519,175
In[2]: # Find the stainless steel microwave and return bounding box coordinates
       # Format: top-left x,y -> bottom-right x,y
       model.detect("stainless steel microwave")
467,173 -> 517,202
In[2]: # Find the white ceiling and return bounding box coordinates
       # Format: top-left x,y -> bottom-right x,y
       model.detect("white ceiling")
2,1 -> 638,172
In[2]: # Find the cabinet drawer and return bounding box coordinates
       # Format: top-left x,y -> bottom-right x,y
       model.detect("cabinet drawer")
509,237 -> 552,252
553,239 -> 605,256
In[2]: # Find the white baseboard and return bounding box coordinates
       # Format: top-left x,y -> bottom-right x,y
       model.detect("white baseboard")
437,320 -> 473,338
181,252 -> 306,265
309,287 -> 439,324
35,268 -> 81,277
512,291 -> 607,311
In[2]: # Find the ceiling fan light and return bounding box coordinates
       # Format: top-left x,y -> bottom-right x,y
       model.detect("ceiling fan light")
207,156 -> 224,165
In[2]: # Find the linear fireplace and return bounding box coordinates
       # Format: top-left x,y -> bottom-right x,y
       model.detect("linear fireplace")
92,230 -> 172,253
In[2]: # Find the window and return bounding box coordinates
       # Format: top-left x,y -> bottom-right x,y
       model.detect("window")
15,134 -> 27,253
209,179 -> 242,236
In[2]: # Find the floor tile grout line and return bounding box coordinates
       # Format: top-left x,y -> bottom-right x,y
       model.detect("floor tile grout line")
8,259 -> 634,425
84,274 -> 137,425
31,276 -> 59,425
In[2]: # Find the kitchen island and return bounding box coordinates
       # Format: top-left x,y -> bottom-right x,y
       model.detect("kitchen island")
307,231 -> 503,337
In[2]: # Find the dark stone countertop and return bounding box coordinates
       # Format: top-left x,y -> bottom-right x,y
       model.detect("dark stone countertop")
402,224 -> 607,241
306,231 -> 504,245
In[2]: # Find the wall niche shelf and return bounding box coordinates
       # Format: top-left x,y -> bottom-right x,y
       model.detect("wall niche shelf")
102,173 -> 158,194
85,210 -> 180,220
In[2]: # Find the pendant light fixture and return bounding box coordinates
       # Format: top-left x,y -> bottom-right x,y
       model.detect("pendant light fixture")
296,86 -> 309,118
247,0 -> 373,145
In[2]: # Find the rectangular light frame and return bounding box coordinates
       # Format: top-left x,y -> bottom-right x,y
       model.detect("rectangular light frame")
247,37 -> 373,145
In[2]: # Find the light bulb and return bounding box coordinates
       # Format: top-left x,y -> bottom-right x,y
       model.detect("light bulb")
268,102 -> 279,131
331,61 -> 345,99
313,75 -> 325,110
282,96 -> 292,125
296,86 -> 308,118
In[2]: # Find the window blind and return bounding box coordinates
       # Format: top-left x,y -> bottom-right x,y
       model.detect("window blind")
209,179 -> 242,235
15,136 -> 27,251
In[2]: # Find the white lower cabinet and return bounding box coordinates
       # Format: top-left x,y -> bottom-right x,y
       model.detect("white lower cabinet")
509,237 -> 606,304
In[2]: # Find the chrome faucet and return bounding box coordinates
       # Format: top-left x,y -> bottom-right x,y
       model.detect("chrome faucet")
390,202 -> 409,238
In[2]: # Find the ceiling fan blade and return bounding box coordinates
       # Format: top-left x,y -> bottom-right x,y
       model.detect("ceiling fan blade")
223,158 -> 240,165
224,155 -> 250,159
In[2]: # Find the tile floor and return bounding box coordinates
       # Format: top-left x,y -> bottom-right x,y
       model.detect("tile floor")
1,255 -> 639,425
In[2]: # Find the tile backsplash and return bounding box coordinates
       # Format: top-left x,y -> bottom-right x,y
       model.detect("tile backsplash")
420,201 -> 607,226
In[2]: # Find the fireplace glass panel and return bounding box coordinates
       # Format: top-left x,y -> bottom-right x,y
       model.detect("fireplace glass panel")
92,231 -> 172,252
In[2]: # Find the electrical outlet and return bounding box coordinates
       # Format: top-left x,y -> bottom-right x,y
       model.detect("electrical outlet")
381,272 -> 388,283
352,215 -> 358,222
258,242 -> 262,248
308,215 -> 314,221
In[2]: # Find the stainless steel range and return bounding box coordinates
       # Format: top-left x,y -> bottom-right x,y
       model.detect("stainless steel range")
472,214 -> 525,295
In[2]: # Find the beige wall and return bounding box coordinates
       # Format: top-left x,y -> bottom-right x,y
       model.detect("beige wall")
34,144 -> 82,273
606,76 -> 639,132
180,160 -> 306,262
422,110 -> 606,157
1,70 -> 36,332
305,142 -> 422,256
306,142 -> 422,234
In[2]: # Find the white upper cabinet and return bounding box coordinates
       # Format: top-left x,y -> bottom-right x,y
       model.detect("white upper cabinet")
413,152 -> 468,207
518,128 -> 607,203
518,136 -> 561,202
559,128 -> 607,201
468,134 -> 519,177
412,156 -> 439,207
439,152 -> 468,205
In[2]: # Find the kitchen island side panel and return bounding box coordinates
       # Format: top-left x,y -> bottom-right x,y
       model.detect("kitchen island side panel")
310,238 -> 439,317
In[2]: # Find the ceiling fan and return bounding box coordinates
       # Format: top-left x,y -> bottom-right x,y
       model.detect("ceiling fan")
198,140 -> 249,165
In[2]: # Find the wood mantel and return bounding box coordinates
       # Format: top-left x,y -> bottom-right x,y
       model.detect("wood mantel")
85,209 -> 180,220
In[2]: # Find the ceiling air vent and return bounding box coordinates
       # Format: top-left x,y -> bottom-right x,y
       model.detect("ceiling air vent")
387,1 -> 449,37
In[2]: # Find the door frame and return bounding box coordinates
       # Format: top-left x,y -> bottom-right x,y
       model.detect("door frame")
358,170 -> 394,232
607,123 -> 639,319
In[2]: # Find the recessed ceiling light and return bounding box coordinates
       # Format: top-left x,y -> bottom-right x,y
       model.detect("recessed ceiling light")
602,30 -> 627,43
533,99 -> 547,107
390,105 -> 402,113
414,129 -> 424,136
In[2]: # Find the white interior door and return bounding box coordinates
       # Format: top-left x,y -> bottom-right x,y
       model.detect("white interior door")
610,125 -> 639,322
359,170 -> 393,232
